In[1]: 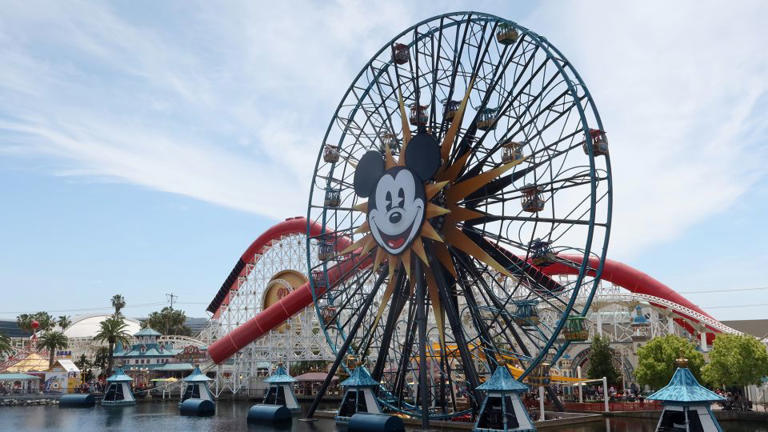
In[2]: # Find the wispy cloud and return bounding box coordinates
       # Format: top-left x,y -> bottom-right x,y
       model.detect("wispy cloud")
0,1 -> 766,257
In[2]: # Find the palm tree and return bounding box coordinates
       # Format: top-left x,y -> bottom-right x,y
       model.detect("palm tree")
0,333 -> 13,357
58,315 -> 72,331
111,294 -> 126,317
94,316 -> 131,376
39,331 -> 69,369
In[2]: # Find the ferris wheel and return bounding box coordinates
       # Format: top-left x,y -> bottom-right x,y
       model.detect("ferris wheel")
306,12 -> 612,419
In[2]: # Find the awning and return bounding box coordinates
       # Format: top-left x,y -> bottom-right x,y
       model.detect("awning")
3,353 -> 49,372
53,359 -> 80,373
154,363 -> 195,372
0,373 -> 41,381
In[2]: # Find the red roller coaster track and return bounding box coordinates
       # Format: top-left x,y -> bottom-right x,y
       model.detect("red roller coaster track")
208,218 -> 725,364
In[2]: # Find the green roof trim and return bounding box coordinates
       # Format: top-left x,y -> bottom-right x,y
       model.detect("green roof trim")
0,373 -> 41,381
154,362 -> 195,372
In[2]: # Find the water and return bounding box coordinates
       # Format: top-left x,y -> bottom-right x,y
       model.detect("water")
0,401 -> 765,432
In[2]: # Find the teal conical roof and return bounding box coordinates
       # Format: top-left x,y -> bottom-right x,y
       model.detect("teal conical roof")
476,366 -> 528,393
264,365 -> 296,384
134,328 -> 162,337
647,367 -> 724,403
183,366 -> 212,383
340,366 -> 378,388
106,367 -> 133,383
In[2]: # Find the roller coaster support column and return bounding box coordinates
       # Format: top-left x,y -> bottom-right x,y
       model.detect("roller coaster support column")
603,377 -> 609,413
539,386 -> 545,421
700,331 -> 708,352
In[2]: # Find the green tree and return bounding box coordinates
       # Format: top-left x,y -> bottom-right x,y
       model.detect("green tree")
94,316 -> 131,376
38,331 -> 69,369
587,334 -> 621,386
111,294 -> 126,317
16,312 -> 56,333
74,354 -> 94,384
702,334 -> 768,393
93,346 -> 110,375
145,307 -> 191,335
58,315 -> 72,331
635,335 -> 705,390
0,332 -> 13,357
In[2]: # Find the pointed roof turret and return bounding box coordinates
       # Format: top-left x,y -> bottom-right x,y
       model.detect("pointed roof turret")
182,366 -> 212,383
263,365 -> 296,384
340,365 -> 378,388
476,365 -> 528,393
106,367 -> 133,383
647,360 -> 724,404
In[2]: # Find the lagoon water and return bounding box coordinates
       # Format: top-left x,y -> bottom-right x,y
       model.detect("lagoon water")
0,401 -> 765,432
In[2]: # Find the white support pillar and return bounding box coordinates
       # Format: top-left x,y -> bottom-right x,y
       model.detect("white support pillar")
539,385 -> 545,421
577,366 -> 583,403
596,310 -> 603,337
668,316 -> 675,335
700,331 -> 708,352
603,377 -> 609,412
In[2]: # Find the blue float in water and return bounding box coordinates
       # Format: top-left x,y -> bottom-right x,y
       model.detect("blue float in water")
179,398 -> 215,417
59,394 -> 96,408
247,404 -> 291,425
348,413 -> 404,432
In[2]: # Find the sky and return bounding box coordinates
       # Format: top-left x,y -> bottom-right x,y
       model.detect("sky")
0,1 -> 766,322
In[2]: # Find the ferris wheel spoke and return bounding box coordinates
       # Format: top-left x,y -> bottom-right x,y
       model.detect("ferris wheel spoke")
307,267 -> 389,418
453,267 -> 499,369
461,135 -> 585,208
451,249 -> 534,358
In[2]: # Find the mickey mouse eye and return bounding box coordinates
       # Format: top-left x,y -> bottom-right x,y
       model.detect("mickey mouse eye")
385,191 -> 393,211
397,188 -> 405,208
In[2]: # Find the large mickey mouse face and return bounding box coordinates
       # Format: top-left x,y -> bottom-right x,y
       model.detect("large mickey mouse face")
353,132 -> 442,256
368,167 -> 425,255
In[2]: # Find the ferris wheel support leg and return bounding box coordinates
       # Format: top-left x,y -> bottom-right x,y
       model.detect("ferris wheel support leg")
304,267 -> 388,420
371,271 -> 407,383
426,244 -> 482,410
414,259 -> 430,429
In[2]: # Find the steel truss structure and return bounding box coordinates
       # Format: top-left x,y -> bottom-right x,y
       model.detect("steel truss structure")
201,228 -> 333,396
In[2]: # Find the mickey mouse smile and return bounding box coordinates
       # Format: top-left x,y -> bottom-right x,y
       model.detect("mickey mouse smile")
367,167 -> 425,255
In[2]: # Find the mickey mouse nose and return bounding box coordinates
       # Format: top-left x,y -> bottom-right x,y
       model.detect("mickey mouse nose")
389,212 -> 402,224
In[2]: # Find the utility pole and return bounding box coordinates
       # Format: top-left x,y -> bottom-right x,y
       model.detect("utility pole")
166,293 -> 178,310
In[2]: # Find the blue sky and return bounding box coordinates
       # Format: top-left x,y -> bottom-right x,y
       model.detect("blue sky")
1,1 -> 766,321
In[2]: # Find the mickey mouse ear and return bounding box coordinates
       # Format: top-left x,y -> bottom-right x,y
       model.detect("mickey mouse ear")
405,132 -> 441,181
353,151 -> 385,198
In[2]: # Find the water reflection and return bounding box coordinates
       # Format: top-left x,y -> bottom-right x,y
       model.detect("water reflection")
0,401 -> 764,432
